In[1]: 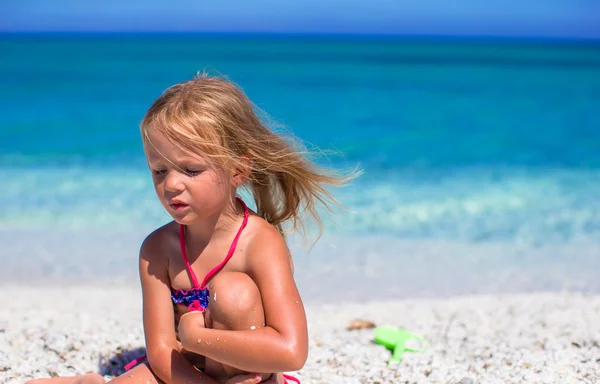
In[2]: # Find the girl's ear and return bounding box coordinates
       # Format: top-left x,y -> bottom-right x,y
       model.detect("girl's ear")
232,155 -> 253,187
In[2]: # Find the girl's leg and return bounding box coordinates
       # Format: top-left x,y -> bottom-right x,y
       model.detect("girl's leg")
201,272 -> 270,382
25,373 -> 106,384
25,362 -> 161,384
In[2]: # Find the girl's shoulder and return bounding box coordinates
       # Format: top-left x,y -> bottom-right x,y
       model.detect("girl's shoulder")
242,214 -> 292,268
244,214 -> 285,245
139,221 -> 179,262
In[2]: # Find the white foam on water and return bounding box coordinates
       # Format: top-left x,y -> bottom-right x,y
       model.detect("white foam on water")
335,167 -> 600,244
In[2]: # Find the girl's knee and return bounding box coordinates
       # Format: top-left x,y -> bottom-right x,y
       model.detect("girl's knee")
208,272 -> 263,319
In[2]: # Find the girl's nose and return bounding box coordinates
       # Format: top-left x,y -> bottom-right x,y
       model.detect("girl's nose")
164,170 -> 185,192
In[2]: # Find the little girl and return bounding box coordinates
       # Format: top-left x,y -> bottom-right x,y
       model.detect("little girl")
28,74 -> 355,384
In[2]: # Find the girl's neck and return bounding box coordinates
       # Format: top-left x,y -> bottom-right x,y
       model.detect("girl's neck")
183,196 -> 244,248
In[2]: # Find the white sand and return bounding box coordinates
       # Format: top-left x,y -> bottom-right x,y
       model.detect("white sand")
1,285 -> 599,384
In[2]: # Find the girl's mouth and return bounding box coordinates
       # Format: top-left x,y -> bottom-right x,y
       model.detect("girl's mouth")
170,203 -> 189,211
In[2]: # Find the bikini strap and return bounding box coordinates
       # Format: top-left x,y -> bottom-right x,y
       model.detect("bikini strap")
179,223 -> 201,289
283,374 -> 301,383
179,197 -> 250,290
199,197 -> 249,289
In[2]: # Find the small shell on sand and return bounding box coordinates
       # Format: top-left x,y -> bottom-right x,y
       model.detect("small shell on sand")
346,319 -> 376,331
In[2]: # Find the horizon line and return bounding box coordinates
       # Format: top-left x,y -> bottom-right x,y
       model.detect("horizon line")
2,31 -> 600,44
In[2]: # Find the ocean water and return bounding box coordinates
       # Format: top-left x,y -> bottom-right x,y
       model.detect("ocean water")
1,34 -> 599,299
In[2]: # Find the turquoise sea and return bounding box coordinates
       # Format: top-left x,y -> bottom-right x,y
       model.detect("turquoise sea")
1,34 -> 599,299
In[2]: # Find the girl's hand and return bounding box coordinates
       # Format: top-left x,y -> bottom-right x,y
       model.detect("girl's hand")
225,373 -> 283,384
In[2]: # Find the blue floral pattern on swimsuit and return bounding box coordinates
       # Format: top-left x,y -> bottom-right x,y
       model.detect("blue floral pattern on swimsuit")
171,288 -> 210,310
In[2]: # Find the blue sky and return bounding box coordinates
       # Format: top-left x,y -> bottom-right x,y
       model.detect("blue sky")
2,0 -> 599,39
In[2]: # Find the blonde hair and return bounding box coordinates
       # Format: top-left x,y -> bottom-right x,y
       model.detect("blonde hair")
140,73 -> 359,238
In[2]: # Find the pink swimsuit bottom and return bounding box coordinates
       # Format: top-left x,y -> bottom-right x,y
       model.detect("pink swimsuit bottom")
126,198 -> 300,383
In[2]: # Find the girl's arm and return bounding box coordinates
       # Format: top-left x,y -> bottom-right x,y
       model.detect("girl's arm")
178,224 -> 309,373
140,229 -> 221,384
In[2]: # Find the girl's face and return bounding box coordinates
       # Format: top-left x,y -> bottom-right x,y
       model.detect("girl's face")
145,129 -> 234,225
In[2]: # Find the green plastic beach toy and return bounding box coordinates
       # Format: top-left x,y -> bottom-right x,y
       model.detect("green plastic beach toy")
374,326 -> 428,364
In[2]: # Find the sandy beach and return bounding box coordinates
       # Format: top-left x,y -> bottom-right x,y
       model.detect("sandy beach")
1,284 -> 599,384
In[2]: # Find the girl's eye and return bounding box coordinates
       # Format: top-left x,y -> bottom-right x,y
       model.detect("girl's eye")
153,169 -> 167,176
185,169 -> 201,176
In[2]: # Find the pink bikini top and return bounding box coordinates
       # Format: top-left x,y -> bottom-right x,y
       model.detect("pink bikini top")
171,197 -> 249,312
